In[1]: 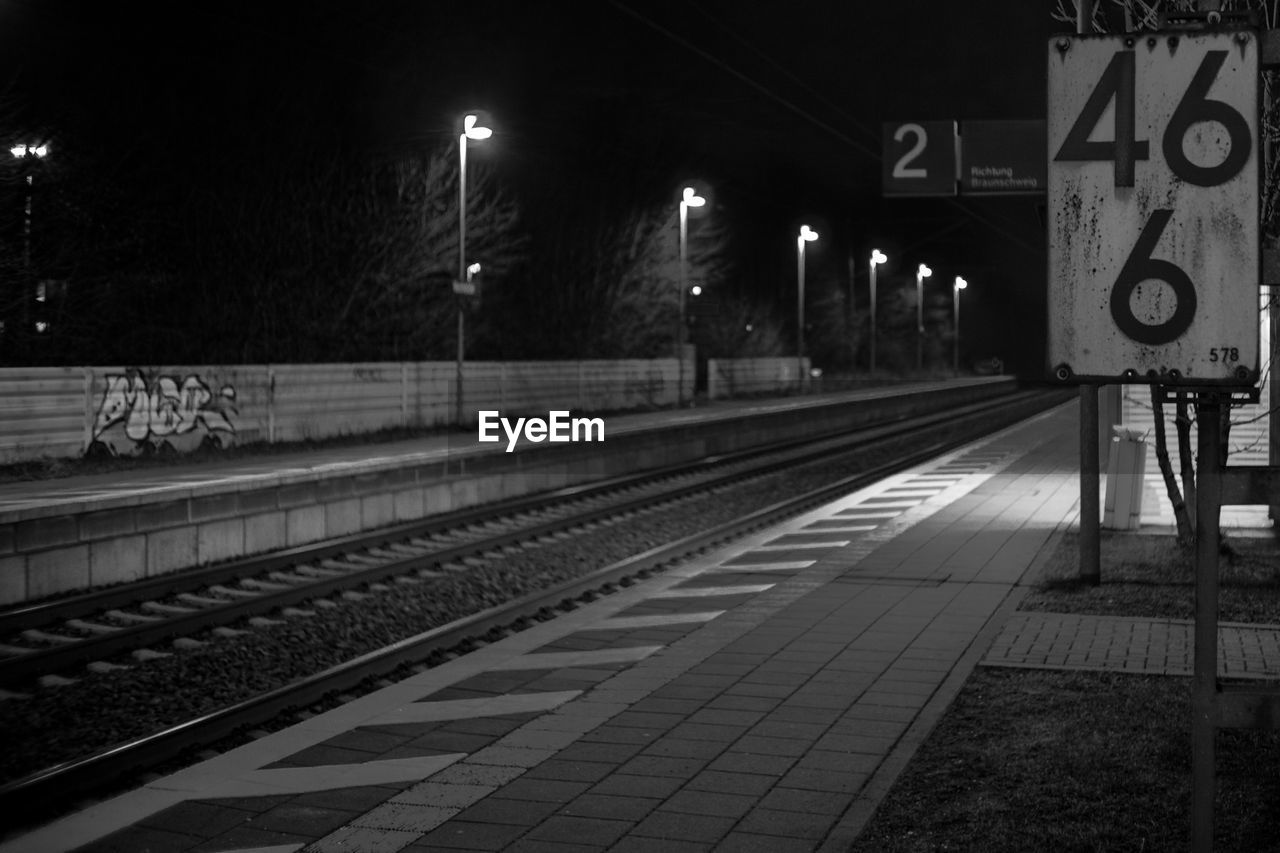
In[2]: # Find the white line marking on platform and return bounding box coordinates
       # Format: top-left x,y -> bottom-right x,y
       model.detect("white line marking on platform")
490,646 -> 662,670
835,510 -> 904,519
366,691 -> 582,726
582,612 -> 725,631
847,500 -> 921,510
652,584 -> 775,597
714,561 -> 815,573
879,489 -> 944,498
1,755 -> 465,853
754,541 -> 849,551
160,754 -> 467,798
799,525 -> 877,533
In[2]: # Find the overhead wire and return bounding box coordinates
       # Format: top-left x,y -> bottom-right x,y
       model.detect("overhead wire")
608,0 -> 1044,257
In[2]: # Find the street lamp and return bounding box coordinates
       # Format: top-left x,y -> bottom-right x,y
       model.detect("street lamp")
677,185 -> 705,407
915,262 -> 932,370
456,113 -> 492,427
11,143 -> 49,269
796,224 -> 819,388
869,249 -> 887,372
953,276 -> 967,373
11,143 -> 49,337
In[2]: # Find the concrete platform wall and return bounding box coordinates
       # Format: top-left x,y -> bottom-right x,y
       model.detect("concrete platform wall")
0,359 -> 698,465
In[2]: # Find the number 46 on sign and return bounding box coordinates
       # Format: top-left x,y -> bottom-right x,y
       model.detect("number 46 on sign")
1047,29 -> 1260,386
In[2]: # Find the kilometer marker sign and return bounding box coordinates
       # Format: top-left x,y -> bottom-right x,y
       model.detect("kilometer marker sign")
1046,30 -> 1260,386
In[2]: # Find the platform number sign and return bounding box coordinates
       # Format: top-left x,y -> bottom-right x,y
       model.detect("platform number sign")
1047,31 -> 1259,385
882,121 -> 957,196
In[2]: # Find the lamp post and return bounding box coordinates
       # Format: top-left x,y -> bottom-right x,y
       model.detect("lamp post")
915,262 -> 932,371
10,143 -> 49,338
677,186 -> 705,407
456,113 -> 492,427
796,225 -> 818,388
869,249 -> 887,372
953,276 -> 967,373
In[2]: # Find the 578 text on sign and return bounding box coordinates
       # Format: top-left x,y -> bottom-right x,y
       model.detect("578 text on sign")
1047,30 -> 1259,386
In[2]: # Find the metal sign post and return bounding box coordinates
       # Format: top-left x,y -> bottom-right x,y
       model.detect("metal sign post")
1159,384 -> 1280,851
1191,392 -> 1223,852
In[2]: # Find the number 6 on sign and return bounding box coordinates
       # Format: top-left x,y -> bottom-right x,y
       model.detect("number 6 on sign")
1047,30 -> 1259,386
1110,209 -> 1196,345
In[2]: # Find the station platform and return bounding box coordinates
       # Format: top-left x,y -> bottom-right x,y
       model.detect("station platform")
0,398 -> 1116,853
0,378 -> 1018,606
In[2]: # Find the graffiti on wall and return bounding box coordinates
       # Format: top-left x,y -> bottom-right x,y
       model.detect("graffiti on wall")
90,371 -> 238,456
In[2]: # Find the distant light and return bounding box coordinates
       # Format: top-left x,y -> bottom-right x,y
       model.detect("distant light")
745,324 -> 754,332
467,262 -> 482,276
463,114 -> 492,140
954,276 -> 967,291
34,321 -> 48,333
871,249 -> 888,266
918,263 -> 932,278
682,186 -> 705,208
809,367 -> 823,378
10,143 -> 49,159
799,224 -> 818,242
690,285 -> 702,296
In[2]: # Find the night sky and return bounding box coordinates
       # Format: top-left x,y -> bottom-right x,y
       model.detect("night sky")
1,0 -> 1058,371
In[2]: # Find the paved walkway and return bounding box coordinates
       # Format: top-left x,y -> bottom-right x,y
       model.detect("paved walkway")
984,611 -> 1280,679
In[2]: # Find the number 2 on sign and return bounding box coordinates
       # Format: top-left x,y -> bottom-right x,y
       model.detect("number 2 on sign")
891,123 -> 928,178
1054,49 -> 1250,188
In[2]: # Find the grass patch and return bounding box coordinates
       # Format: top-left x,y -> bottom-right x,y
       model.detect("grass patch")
1022,531 -> 1280,622
850,668 -> 1280,853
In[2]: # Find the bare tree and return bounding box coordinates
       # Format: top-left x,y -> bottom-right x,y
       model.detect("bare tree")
503,190 -> 733,359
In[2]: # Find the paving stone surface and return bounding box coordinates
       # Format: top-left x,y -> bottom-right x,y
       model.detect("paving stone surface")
983,611 -> 1280,678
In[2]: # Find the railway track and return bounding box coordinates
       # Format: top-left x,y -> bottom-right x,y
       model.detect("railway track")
0,388 -> 1068,823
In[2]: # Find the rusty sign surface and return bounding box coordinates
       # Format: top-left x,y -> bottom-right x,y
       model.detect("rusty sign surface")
1047,30 -> 1259,385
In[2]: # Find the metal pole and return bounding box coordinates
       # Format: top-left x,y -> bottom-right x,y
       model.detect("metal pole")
1192,395 -> 1222,852
869,260 -> 878,373
456,133 -> 467,427
1080,385 -> 1101,585
915,270 -> 923,371
797,238 -> 805,389
678,201 -> 688,407
1074,0 -> 1100,588
953,284 -> 960,373
22,175 -> 32,272
847,253 -> 856,373
1077,0 -> 1093,32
